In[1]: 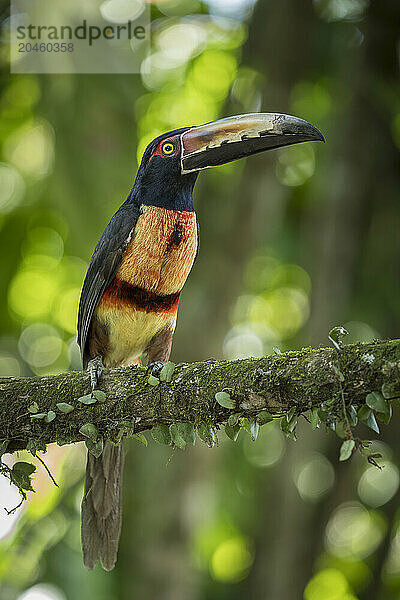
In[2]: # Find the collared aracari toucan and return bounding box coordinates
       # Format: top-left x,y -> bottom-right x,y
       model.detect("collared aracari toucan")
77,112 -> 324,570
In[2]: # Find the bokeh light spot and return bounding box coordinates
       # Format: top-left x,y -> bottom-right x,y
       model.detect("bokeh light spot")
223,324 -> 264,359
276,144 -> 315,187
0,162 -> 25,214
3,77 -> 41,114
0,352 -> 22,376
242,422 -> 285,468
4,120 -> 55,179
17,584 -> 66,600
9,264 -> 60,320
210,536 -> 253,583
154,0 -> 202,17
190,51 -> 237,100
18,324 -> 62,369
294,453 -> 335,502
291,80 -> 332,123
313,0 -> 369,22
304,569 -> 357,600
358,462 -> 399,508
22,227 -> 64,262
325,503 -> 386,559
249,288 -> 309,340
157,23 -> 206,65
100,0 -> 145,23
204,0 -> 257,20
54,288 -> 80,335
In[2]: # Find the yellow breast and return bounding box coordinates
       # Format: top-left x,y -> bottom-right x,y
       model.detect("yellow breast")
95,305 -> 177,367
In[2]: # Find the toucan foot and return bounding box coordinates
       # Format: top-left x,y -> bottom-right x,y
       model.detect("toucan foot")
87,356 -> 104,391
146,361 -> 166,379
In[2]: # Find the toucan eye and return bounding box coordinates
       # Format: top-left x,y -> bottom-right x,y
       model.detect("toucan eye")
162,142 -> 175,156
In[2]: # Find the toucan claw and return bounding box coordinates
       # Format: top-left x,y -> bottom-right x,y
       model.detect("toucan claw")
146,361 -> 166,379
87,356 -> 104,391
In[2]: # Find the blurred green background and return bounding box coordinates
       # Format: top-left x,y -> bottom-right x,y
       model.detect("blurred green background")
0,0 -> 400,599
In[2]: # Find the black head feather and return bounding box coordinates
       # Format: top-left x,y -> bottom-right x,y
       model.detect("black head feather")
128,127 -> 199,212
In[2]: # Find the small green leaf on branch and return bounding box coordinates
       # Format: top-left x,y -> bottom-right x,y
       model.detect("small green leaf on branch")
85,438 -> 104,458
240,417 -> 259,441
11,461 -> 36,491
79,423 -> 99,442
364,392 -> 392,424
347,406 -> 358,427
57,403 -> 74,414
13,461 -> 36,476
26,439 -> 46,455
376,403 -> 392,425
44,411 -> 56,423
197,423 -> 216,447
132,433 -> 148,446
215,391 -> 235,409
225,423 -> 240,442
358,406 -> 380,434
228,413 -> 241,427
159,362 -> 175,382
335,421 -> 347,439
339,439 -> 355,462
78,394 -> 97,405
286,407 -> 297,422
329,326 -> 349,351
250,418 -> 259,441
92,390 -> 106,403
281,414 -> 297,436
257,411 -> 274,426
310,409 -> 319,430
366,392 -> 388,413
151,425 -> 171,445
170,423 -> 195,449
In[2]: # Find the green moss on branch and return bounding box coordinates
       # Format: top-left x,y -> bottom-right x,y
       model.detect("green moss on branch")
0,339 -> 399,452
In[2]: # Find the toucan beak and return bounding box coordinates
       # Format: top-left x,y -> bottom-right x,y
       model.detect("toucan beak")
180,113 -> 325,174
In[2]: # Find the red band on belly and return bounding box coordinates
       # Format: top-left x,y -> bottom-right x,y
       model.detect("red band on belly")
100,277 -> 180,313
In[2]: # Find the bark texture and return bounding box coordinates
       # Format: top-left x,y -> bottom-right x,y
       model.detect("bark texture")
1,339 -> 399,452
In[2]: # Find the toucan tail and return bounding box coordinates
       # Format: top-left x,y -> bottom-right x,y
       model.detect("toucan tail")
81,441 -> 124,571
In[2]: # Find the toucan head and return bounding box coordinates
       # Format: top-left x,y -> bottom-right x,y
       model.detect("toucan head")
135,113 -> 324,210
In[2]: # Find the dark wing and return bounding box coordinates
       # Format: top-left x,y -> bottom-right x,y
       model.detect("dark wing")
77,203 -> 140,368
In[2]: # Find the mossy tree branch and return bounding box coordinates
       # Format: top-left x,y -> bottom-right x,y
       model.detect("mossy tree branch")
0,339 -> 399,453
